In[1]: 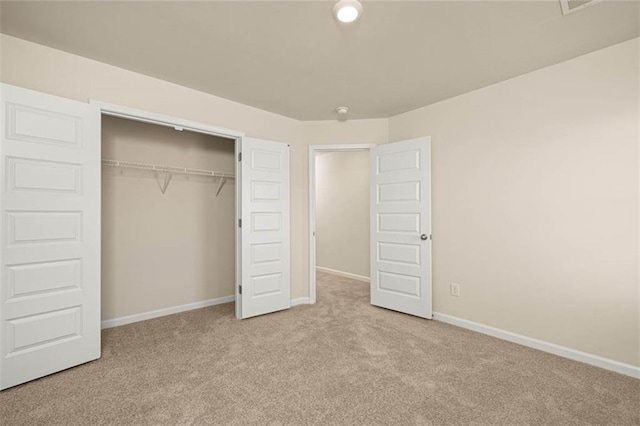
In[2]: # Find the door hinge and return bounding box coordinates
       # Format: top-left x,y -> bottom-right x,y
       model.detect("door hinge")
238,152 -> 242,162
239,285 -> 242,295
238,218 -> 242,227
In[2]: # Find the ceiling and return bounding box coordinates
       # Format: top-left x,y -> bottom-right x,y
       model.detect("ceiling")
1,1 -> 638,120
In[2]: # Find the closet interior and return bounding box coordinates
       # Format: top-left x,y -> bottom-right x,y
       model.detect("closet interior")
100,116 -> 236,323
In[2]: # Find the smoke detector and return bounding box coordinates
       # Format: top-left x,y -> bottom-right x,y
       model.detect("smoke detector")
336,106 -> 349,119
560,0 -> 600,15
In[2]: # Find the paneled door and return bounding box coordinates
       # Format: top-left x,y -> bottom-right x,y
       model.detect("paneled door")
0,84 -> 100,389
238,137 -> 290,319
370,137 -> 432,319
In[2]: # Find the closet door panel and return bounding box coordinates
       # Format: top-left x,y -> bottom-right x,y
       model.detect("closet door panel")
239,137 -> 290,319
0,84 -> 100,390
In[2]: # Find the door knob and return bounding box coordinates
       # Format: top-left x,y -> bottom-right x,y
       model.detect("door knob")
421,234 -> 429,241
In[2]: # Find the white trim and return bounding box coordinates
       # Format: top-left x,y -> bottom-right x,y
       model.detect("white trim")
90,100 -> 244,140
433,312 -> 640,379
291,297 -> 311,306
309,144 -> 375,304
311,144 -> 377,152
235,138 -> 243,320
101,295 -> 235,329
316,266 -> 370,283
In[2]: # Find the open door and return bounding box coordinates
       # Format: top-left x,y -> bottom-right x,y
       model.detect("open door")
0,84 -> 100,389
237,137 -> 290,319
370,137 -> 432,319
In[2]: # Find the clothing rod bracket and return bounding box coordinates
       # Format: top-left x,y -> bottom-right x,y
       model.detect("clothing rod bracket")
215,177 -> 227,198
156,170 -> 172,195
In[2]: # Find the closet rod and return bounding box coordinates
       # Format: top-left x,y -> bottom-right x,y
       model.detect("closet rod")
101,159 -> 235,179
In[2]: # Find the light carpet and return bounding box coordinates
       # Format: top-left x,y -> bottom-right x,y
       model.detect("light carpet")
1,271 -> 638,425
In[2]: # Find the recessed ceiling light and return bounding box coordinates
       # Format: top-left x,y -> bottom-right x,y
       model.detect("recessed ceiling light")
333,0 -> 363,23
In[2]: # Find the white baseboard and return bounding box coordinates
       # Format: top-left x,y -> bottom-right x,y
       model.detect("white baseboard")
316,266 -> 370,283
101,295 -> 235,329
433,312 -> 640,379
102,295 -> 313,328
291,297 -> 311,306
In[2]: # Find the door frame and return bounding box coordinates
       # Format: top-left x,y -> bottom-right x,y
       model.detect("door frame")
89,101 -> 246,319
308,144 -> 376,304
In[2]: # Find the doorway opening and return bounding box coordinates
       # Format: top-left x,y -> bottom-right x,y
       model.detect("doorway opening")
93,101 -> 244,325
308,144 -> 375,304
100,115 -> 236,328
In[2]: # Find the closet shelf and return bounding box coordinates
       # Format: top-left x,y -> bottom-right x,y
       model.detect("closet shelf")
102,159 -> 234,178
102,159 -> 234,196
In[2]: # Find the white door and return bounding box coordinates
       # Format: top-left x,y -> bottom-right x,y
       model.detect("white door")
238,137 -> 290,319
370,137 -> 432,319
0,84 -> 100,389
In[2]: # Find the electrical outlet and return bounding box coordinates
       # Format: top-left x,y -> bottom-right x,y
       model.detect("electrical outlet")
450,283 -> 460,297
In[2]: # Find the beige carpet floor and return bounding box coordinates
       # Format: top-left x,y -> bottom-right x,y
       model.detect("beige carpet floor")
1,271 -> 638,425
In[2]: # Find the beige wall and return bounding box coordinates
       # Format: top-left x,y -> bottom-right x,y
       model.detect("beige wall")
101,116 -> 235,320
315,151 -> 370,278
389,38 -> 639,367
2,34 -> 638,367
0,35 -> 306,303
0,34 -> 388,303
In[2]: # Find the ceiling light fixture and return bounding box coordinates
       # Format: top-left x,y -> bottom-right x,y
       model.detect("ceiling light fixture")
333,0 -> 363,23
